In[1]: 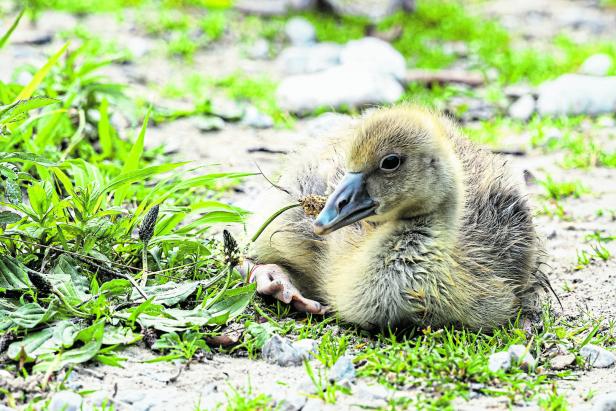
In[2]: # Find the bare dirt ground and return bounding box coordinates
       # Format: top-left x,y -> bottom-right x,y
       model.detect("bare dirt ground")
2,1 -> 616,410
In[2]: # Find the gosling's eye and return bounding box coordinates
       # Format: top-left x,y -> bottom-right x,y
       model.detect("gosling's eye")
379,154 -> 401,172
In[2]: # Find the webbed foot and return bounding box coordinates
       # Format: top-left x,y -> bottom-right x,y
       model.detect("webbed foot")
241,262 -> 328,315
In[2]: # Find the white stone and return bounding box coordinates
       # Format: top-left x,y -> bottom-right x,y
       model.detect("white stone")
277,65 -> 403,114
537,74 -> 616,116
488,351 -> 512,372
580,54 -> 613,76
328,355 -> 355,383
324,0 -> 413,21
247,38 -> 270,60
508,344 -> 537,370
292,338 -> 318,360
277,43 -> 342,75
262,335 -> 303,366
508,94 -> 536,121
592,392 -> 616,411
580,344 -> 616,368
242,106 -> 274,129
49,391 -> 83,411
285,17 -> 316,46
340,37 -> 406,81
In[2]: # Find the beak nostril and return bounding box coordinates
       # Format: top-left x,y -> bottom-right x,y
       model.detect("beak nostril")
336,198 -> 349,212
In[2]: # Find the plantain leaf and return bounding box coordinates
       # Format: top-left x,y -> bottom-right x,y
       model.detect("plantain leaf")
130,281 -> 199,306
32,320 -> 105,373
0,255 -> 31,290
0,210 -> 21,224
207,283 -> 256,324
7,303 -> 47,328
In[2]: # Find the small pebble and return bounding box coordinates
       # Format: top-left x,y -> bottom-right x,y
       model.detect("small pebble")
49,391 -> 83,411
488,351 -> 512,372
292,338 -> 318,360
274,391 -> 307,411
241,106 -> 274,129
247,38 -> 270,60
508,94 -> 536,121
580,344 -> 616,368
580,53 -> 613,77
328,355 -> 355,383
549,353 -> 576,370
262,335 -> 304,366
508,344 -> 537,371
193,116 -> 225,132
284,17 -> 316,46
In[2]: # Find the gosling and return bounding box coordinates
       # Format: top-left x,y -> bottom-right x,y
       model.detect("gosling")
245,105 -> 551,331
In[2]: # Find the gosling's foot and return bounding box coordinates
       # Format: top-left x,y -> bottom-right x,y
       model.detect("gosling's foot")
245,263 -> 327,315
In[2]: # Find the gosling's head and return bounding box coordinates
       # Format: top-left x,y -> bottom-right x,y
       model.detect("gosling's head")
314,106 -> 463,235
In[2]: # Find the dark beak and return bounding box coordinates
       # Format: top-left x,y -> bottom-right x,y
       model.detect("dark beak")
314,172 -> 377,235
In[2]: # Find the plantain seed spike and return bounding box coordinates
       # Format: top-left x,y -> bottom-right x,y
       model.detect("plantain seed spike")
139,204 -> 159,243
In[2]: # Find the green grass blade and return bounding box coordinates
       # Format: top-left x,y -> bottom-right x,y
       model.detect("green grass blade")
13,41 -> 70,102
0,9 -> 25,50
114,110 -> 149,205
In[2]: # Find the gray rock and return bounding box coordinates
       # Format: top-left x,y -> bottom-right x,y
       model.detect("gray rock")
324,0 -> 414,21
277,65 -> 403,113
277,43 -> 342,75
580,344 -> 616,368
328,355 -> 355,383
49,391 -> 83,411
235,0 -> 315,14
262,335 -> 304,366
580,54 -> 613,77
247,38 -> 270,60
488,351 -> 512,372
508,94 -> 536,121
210,98 -> 244,121
508,344 -> 537,371
354,381 -> 391,401
592,392 -> 616,411
340,37 -> 406,81
549,353 -> 576,370
193,116 -> 225,132
292,338 -> 318,360
242,106 -> 274,129
537,74 -> 616,116
285,17 -> 316,46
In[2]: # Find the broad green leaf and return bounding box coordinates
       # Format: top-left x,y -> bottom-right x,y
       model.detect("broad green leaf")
0,9 -> 24,50
130,281 -> 199,306
99,279 -> 131,296
7,303 -> 47,328
14,41 -> 70,102
33,321 -> 105,373
7,327 -> 55,361
207,283 -> 255,323
176,211 -> 244,233
49,255 -> 89,303
0,210 -> 20,224
102,325 -> 141,345
0,255 -> 31,290
245,321 -> 276,350
0,164 -> 17,180
27,181 -> 51,217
